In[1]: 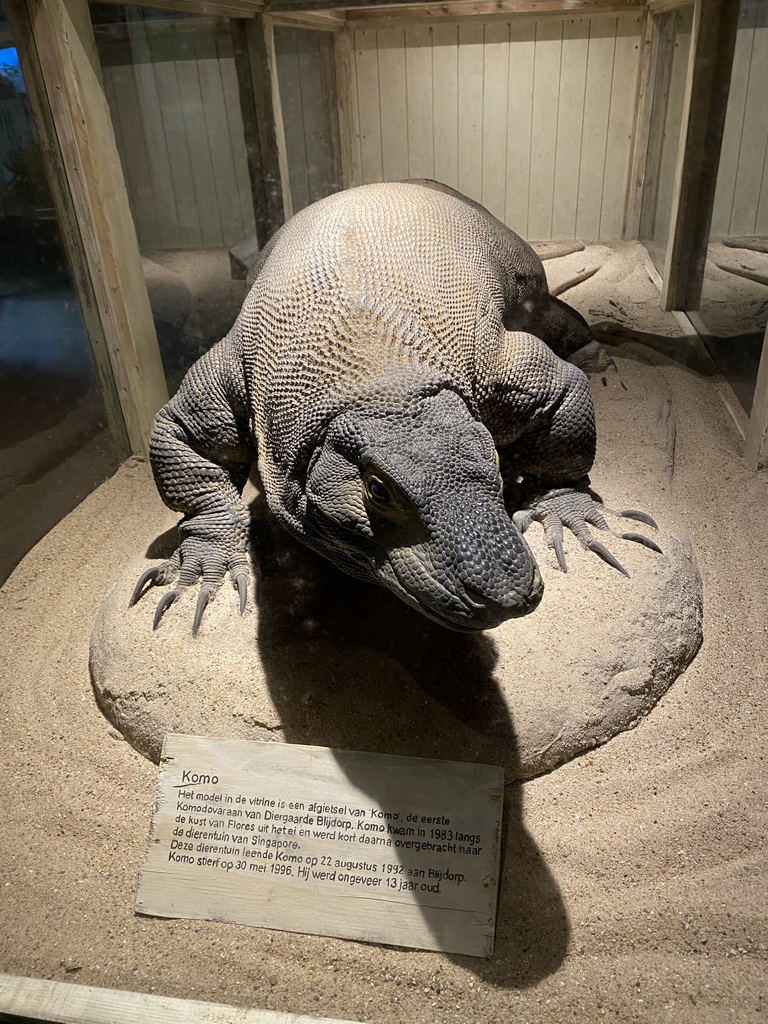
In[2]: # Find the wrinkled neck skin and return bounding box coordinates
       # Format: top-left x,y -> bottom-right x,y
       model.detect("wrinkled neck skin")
300,382 -> 543,631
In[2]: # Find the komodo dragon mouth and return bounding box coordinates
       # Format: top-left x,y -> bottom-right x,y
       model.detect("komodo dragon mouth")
375,543 -> 544,632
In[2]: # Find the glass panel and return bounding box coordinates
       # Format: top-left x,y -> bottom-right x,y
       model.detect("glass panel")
90,5 -> 257,393
639,6 -> 694,275
0,5 -> 123,584
697,0 -> 768,414
273,25 -> 342,215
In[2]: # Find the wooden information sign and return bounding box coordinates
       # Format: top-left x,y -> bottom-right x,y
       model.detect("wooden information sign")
136,735 -> 504,957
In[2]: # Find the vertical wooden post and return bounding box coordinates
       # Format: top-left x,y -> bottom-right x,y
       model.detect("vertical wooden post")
660,0 -> 739,311
746,323 -> 768,471
231,16 -> 285,246
19,0 -> 168,455
263,15 -> 294,220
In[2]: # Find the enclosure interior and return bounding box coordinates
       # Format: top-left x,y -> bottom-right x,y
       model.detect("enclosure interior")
1,0 -> 766,583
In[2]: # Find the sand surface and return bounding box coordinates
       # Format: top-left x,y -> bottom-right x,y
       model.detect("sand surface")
1,243 -> 767,1022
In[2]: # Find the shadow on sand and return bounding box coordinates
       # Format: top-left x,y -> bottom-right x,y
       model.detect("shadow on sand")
222,487 -> 573,988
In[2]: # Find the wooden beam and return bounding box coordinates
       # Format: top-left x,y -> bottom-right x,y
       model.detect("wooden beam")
0,972 -> 362,1024
647,0 -> 690,11
271,10 -> 346,29
97,0 -> 262,17
660,0 -> 740,311
746,321 -> 768,470
347,1 -> 644,22
19,0 -> 168,455
265,0 -> 644,12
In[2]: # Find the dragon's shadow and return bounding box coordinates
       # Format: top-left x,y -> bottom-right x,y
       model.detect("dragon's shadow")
244,484 -> 569,987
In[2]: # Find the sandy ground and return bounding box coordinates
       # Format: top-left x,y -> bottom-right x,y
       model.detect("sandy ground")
1,244 -> 767,1023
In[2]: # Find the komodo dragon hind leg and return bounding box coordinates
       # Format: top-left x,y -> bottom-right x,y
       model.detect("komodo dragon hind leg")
512,484 -> 662,576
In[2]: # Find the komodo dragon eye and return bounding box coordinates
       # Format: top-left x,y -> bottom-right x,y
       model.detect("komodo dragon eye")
367,477 -> 390,503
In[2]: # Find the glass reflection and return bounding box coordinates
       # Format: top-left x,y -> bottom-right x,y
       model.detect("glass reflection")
0,11 -> 122,583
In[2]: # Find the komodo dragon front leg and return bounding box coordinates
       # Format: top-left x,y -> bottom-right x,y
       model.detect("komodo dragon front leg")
485,331 -> 661,576
129,334 -> 255,634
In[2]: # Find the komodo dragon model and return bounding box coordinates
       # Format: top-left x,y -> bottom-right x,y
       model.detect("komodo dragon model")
130,180 -> 660,635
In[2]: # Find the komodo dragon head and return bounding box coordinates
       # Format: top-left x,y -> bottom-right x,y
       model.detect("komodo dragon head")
303,388 -> 543,631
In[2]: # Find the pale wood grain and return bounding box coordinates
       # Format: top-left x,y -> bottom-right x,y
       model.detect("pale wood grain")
551,16 -> 589,240
405,24 -> 434,179
377,27 -> 409,180
136,735 -> 503,957
528,17 -> 562,240
479,20 -> 509,222
0,973 -> 361,1024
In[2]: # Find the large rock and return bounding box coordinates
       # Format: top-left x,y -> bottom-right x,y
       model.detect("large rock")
91,353 -> 702,780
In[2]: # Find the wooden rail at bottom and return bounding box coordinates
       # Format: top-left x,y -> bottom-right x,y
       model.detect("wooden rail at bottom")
0,974 -> 361,1024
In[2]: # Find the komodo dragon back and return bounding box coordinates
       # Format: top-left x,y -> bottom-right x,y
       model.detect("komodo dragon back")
131,181 -> 661,634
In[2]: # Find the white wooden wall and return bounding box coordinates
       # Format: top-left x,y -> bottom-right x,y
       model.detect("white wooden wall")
274,26 -> 342,215
347,13 -> 644,240
101,24 -> 256,251
711,0 -> 768,239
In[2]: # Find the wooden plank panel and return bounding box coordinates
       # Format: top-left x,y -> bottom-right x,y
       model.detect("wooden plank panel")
528,18 -> 562,239
654,7 -> 692,243
551,17 -> 589,239
731,7 -> 768,235
354,29 -> 384,182
377,27 -> 409,181
480,20 -> 509,221
155,61 -> 204,247
197,55 -> 250,244
176,59 -> 224,246
296,31 -> 333,205
219,55 -> 257,238
275,28 -> 310,212
128,18 -> 182,248
504,19 -> 535,234
710,0 -> 757,237
106,64 -> 163,249
405,24 -> 434,179
576,16 -> 616,239
457,21 -> 484,201
315,32 -> 343,197
431,23 -> 459,189
334,30 -> 357,188
599,13 -> 643,237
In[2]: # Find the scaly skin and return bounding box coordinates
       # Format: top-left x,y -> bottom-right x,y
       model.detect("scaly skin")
131,181 -> 660,634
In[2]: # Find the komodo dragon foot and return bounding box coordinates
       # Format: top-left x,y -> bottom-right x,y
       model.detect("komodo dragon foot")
512,483 -> 662,577
129,534 -> 249,636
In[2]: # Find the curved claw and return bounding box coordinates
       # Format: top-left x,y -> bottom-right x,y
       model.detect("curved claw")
235,573 -> 248,615
588,538 -> 630,577
193,586 -> 211,637
620,509 -> 658,530
153,590 -> 178,630
621,531 -> 663,554
552,534 -> 568,573
129,566 -> 163,608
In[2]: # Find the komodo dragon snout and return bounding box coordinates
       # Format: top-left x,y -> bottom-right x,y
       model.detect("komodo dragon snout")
304,389 -> 543,631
